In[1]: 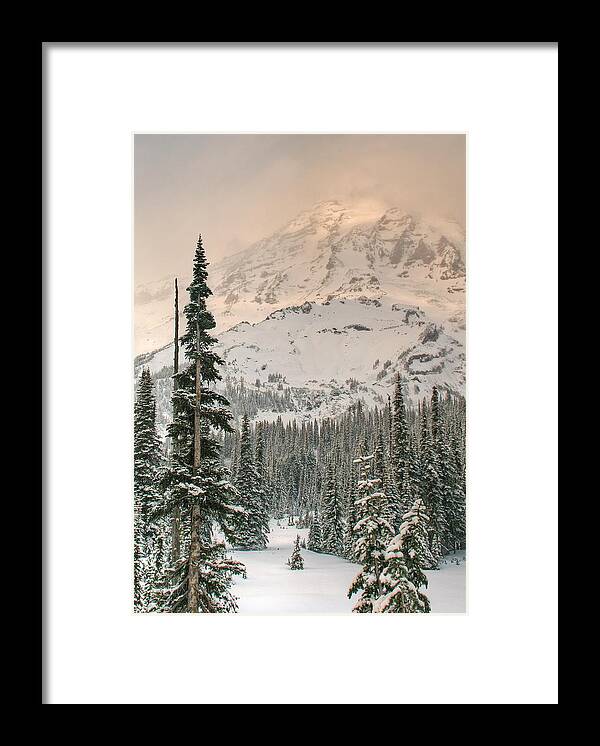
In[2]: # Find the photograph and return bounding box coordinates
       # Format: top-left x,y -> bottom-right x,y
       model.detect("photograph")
134,134 -> 467,614
45,42 -> 557,704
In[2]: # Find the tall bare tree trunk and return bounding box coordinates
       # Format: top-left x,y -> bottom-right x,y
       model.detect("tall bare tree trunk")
387,394 -> 393,458
188,321 -> 202,612
173,278 -> 179,373
171,279 -> 181,563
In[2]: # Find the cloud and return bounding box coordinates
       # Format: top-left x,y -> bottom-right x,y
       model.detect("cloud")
134,134 -> 465,285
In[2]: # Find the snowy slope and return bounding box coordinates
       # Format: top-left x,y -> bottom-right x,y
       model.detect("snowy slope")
217,297 -> 464,408
230,521 -> 466,614
210,201 -> 465,330
135,295 -> 464,432
135,200 -> 465,354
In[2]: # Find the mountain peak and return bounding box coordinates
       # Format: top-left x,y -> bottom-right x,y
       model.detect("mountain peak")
135,200 -> 465,354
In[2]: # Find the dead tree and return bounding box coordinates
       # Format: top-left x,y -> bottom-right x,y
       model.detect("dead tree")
171,278 -> 181,563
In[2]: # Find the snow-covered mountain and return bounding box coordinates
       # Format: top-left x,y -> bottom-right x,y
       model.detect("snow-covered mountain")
210,200 -> 465,326
136,200 -> 465,354
135,200 -> 466,428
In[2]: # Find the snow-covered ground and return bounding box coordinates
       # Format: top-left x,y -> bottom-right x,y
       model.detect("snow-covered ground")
230,521 -> 465,614
425,552 -> 467,613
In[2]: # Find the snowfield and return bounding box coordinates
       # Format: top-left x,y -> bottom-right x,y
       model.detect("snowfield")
230,522 -> 466,614
218,297 -> 465,405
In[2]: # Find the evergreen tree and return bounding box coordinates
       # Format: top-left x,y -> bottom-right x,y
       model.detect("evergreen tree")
399,469 -> 414,518
234,414 -> 269,549
254,421 -> 272,515
373,427 -> 399,529
374,498 -> 432,613
156,235 -> 245,613
287,535 -> 304,570
307,510 -> 323,551
134,368 -> 162,612
146,512 -> 172,611
348,455 -> 394,613
446,432 -> 466,551
391,374 -> 409,490
321,465 -> 344,556
343,446 -> 363,559
416,398 -> 444,567
431,385 -> 441,445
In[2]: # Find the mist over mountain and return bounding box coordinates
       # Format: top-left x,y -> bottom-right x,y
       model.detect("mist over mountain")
136,200 -> 464,349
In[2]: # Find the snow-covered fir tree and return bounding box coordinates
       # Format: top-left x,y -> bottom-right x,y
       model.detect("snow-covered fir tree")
321,464 -> 345,556
307,510 -> 323,551
391,373 -> 409,491
399,469 -> 415,520
254,421 -> 273,518
416,395 -> 443,567
287,535 -> 304,570
155,235 -> 246,613
373,498 -> 432,613
234,414 -> 269,549
373,427 -> 397,529
134,367 -> 162,612
343,449 -> 363,560
348,455 -> 394,613
444,429 -> 466,552
403,497 -> 437,572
